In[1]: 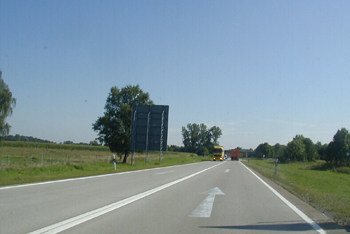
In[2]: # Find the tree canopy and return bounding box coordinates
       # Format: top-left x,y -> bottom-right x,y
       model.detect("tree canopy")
181,123 -> 222,154
326,128 -> 350,166
93,85 -> 153,163
0,70 -> 16,139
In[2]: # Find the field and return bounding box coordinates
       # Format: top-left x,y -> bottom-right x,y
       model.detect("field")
0,142 -> 203,186
243,159 -> 350,227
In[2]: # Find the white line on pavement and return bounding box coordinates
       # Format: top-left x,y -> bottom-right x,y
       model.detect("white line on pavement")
27,162 -> 223,234
241,162 -> 326,234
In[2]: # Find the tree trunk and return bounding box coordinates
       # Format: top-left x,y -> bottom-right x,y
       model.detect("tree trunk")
122,154 -> 128,163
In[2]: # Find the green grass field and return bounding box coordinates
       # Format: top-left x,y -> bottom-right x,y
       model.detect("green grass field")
0,143 -> 204,186
243,159 -> 350,226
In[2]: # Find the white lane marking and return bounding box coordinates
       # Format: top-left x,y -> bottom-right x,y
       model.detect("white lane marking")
224,169 -> 231,173
27,163 -> 224,234
0,162 -> 205,190
189,187 -> 225,218
241,162 -> 326,234
155,170 -> 174,175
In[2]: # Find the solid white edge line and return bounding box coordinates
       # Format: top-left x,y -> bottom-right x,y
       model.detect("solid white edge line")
27,162 -> 224,234
240,162 -> 326,234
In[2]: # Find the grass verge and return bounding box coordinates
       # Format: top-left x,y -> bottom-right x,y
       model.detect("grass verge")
243,159 -> 350,226
0,146 -> 207,186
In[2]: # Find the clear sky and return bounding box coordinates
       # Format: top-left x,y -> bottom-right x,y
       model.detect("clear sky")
1,0 -> 350,150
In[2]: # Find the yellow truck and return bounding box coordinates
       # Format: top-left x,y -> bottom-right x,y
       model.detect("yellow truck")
213,146 -> 224,161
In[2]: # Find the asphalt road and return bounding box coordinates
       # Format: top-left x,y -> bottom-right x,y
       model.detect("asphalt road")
0,161 -> 345,234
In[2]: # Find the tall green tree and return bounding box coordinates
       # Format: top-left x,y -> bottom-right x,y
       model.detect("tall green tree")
254,142 -> 273,158
286,138 -> 306,161
181,123 -> 222,153
209,126 -> 222,146
315,141 -> 328,160
302,137 -> 318,161
0,70 -> 16,139
93,85 -> 153,163
326,128 -> 350,166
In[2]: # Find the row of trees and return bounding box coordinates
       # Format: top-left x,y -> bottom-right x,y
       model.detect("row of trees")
4,134 -> 53,143
253,128 -> 350,166
180,123 -> 222,155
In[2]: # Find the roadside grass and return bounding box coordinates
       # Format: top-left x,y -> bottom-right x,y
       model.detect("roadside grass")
243,159 -> 350,226
0,145 -> 206,186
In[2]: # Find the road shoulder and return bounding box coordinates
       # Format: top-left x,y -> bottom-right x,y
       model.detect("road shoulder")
245,165 -> 349,234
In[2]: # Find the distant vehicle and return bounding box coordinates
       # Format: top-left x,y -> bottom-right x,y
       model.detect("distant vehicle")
231,149 -> 240,161
224,154 -> 228,160
213,146 -> 224,161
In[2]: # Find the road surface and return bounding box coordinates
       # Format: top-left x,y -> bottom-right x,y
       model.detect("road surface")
0,161 -> 344,233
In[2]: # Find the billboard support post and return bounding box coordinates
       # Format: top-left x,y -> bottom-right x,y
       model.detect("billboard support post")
145,112 -> 151,163
131,110 -> 137,166
159,110 -> 165,163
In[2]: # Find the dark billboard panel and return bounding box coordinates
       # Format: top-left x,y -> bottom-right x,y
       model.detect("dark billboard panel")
131,105 -> 169,151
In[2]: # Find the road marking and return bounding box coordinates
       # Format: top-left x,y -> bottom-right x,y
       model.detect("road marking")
155,170 -> 174,175
189,187 -> 225,218
241,162 -> 326,234
224,169 -> 231,173
27,162 -> 224,234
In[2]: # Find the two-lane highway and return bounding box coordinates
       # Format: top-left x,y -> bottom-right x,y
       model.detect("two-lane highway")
0,161 -> 331,233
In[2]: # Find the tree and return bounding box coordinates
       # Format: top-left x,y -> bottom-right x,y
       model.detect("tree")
286,138 -> 306,161
254,142 -> 273,158
315,141 -> 328,160
326,128 -> 350,166
0,70 -> 16,140
209,126 -> 222,146
181,123 -> 222,154
302,137 -> 318,161
93,85 -> 153,163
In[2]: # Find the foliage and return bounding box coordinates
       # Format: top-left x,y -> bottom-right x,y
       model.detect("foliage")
0,70 -> 16,140
326,128 -> 350,166
253,128 -> 350,166
181,123 -> 222,154
254,142 -> 273,158
196,146 -> 209,156
315,141 -> 328,160
272,143 -> 287,161
93,85 -> 153,163
286,136 -> 306,161
5,134 -> 53,143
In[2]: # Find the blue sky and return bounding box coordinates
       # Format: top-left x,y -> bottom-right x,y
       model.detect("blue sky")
1,0 -> 350,149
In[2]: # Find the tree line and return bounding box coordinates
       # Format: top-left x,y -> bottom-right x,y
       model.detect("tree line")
253,128 -> 350,167
4,134 -> 53,143
168,123 -> 223,155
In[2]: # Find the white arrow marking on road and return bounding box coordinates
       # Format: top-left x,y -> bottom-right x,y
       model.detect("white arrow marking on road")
188,187 -> 225,218
224,169 -> 231,173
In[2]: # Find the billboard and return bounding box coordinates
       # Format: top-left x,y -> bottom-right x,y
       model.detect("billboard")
130,105 -> 169,151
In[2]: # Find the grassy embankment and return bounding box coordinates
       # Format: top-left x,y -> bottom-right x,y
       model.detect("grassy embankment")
0,141 -> 206,186
243,159 -> 350,226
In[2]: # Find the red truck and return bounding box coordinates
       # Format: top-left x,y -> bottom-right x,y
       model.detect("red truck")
231,149 -> 240,161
